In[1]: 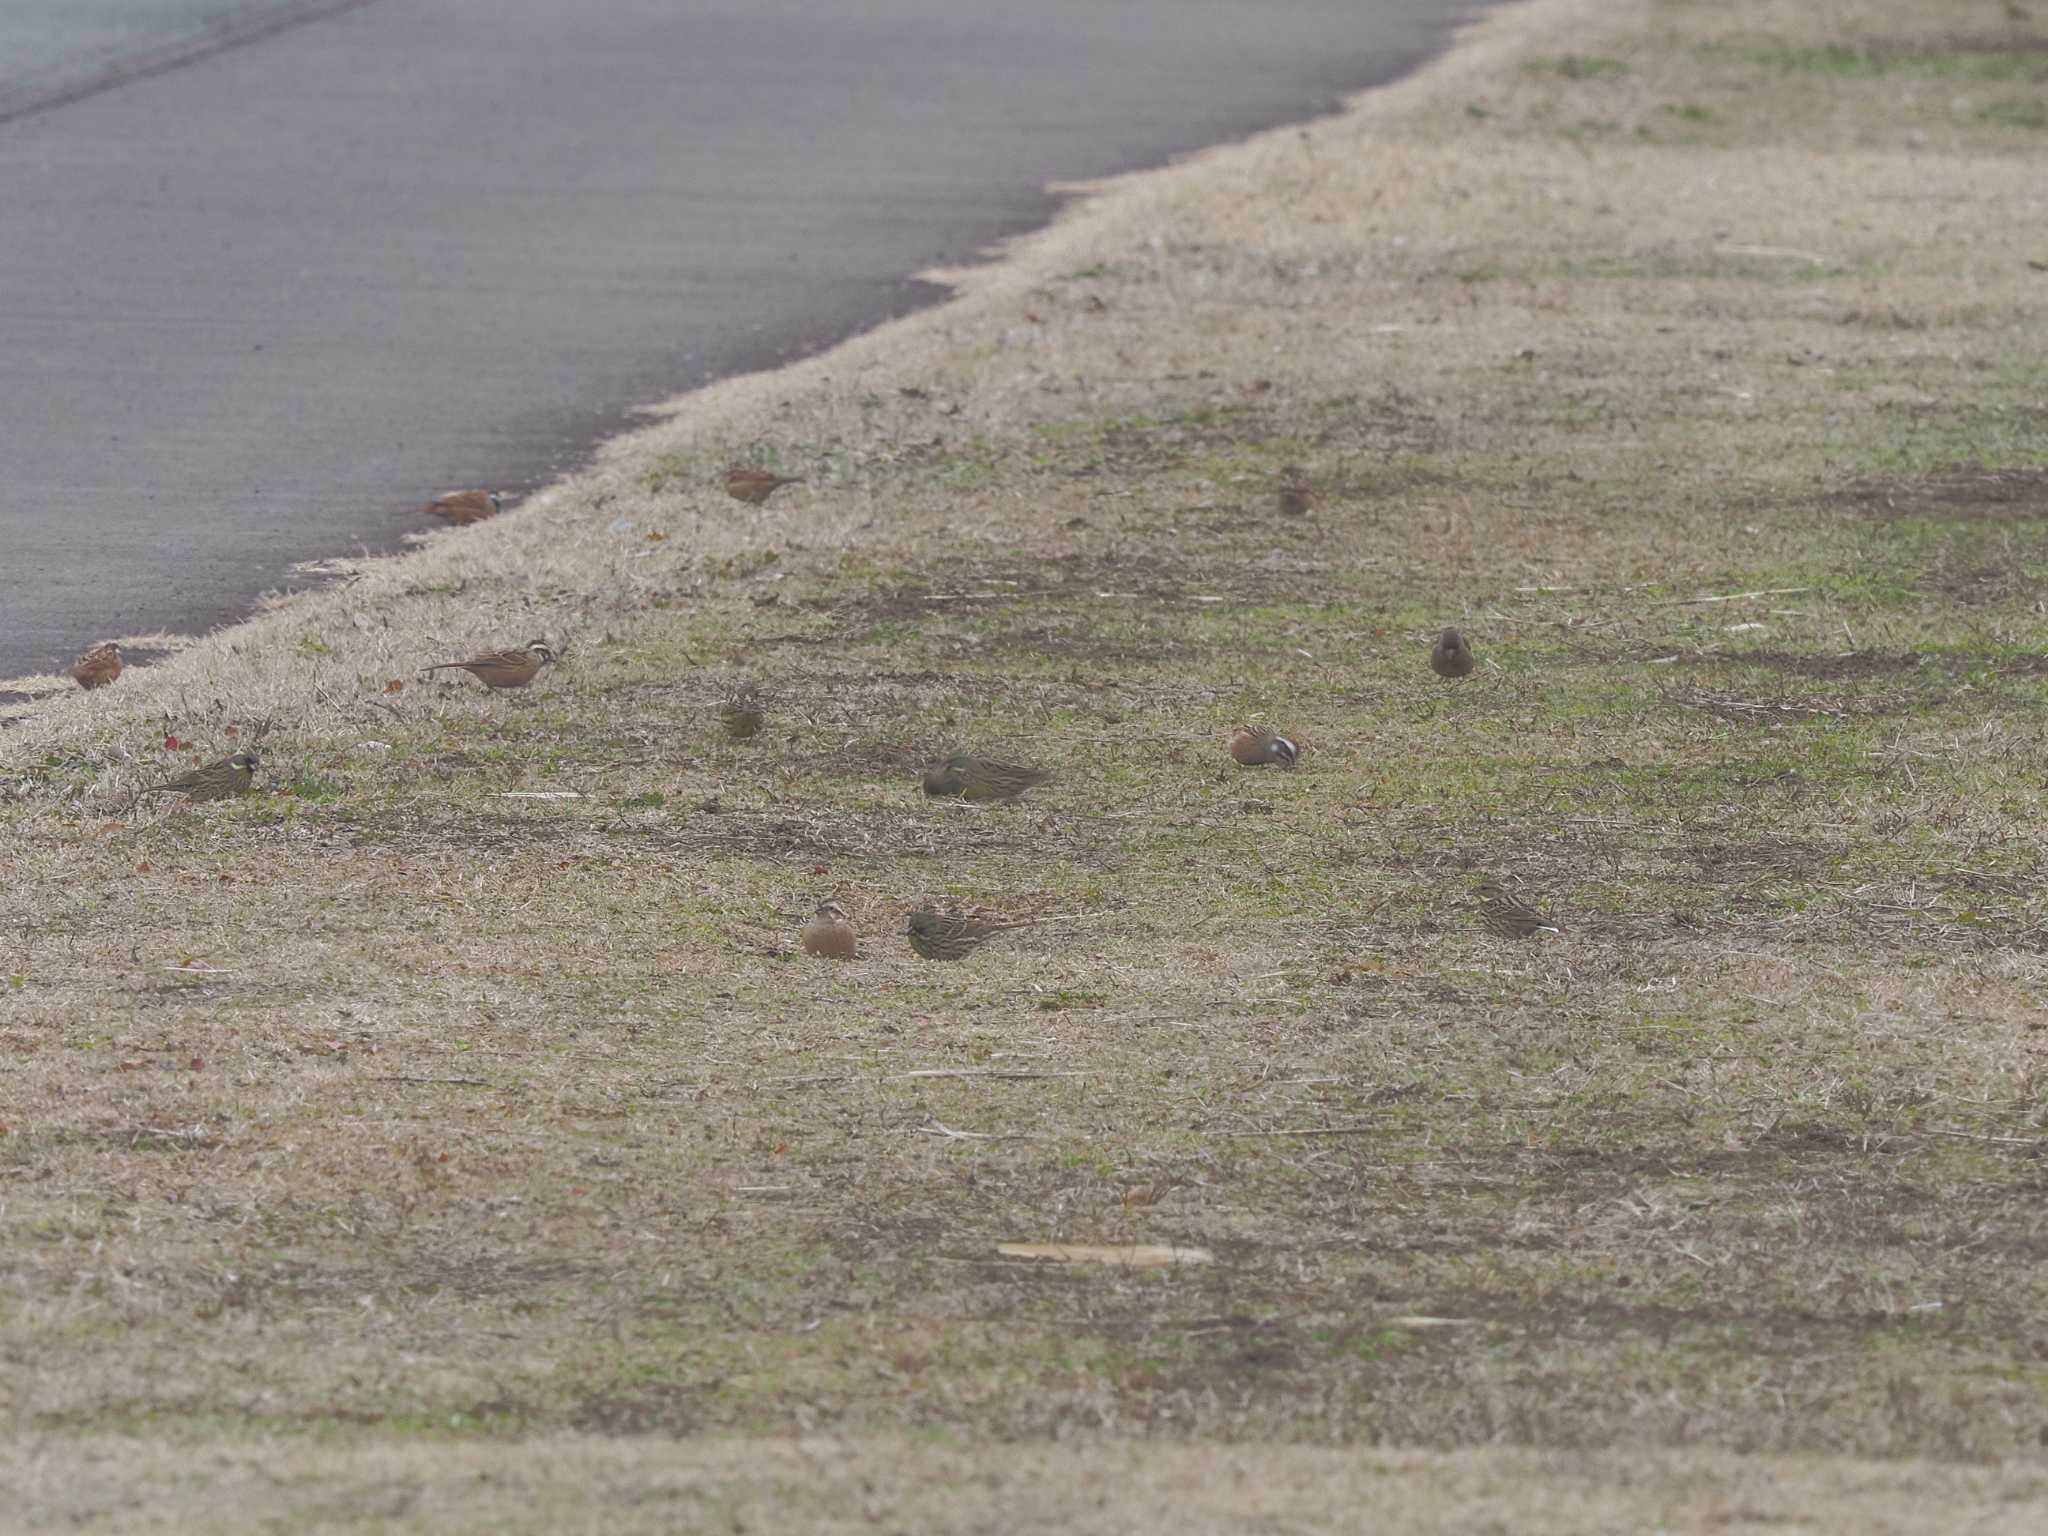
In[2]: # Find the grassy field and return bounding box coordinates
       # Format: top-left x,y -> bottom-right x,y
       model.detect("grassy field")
5,0 -> 2047,1527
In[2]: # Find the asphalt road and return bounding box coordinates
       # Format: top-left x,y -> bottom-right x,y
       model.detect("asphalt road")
1,0 -> 1477,683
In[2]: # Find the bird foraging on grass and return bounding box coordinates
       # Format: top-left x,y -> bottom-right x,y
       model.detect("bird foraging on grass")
720,683 -> 765,739
1430,628 -> 1475,679
905,909 -> 1021,961
724,466 -> 801,505
132,751 -> 260,808
1473,880 -> 1560,938
423,489 -> 502,525
69,641 -> 122,690
1229,725 -> 1298,769
801,900 -> 858,959
921,752 -> 1051,803
1276,465 -> 1313,517
425,640 -> 555,690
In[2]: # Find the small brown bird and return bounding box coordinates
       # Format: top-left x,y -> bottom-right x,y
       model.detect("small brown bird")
1277,466 -> 1313,517
69,641 -> 122,690
719,683 -> 765,739
800,900 -> 858,959
425,640 -> 555,690
724,466 -> 801,505
133,750 -> 260,806
921,752 -> 1052,803
906,909 -> 1019,961
1473,880 -> 1561,939
423,489 -> 502,525
1229,725 -> 1298,769
1430,628 -> 1476,679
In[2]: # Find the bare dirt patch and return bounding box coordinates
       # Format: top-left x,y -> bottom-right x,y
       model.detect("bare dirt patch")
1837,466 -> 2048,522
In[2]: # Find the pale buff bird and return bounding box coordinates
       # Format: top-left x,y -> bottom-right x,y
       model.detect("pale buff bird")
69,641 -> 122,690
724,466 -> 801,505
425,640 -> 555,690
1229,725 -> 1298,769
800,900 -> 858,959
423,489 -> 502,525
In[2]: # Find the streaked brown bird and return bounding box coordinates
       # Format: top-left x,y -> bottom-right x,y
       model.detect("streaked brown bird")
905,909 -> 1019,961
720,683 -> 765,739
800,900 -> 858,959
1277,465 -> 1313,517
724,466 -> 801,505
1473,880 -> 1561,939
921,752 -> 1052,803
134,750 -> 260,806
1229,725 -> 1298,769
424,489 -> 502,525
69,641 -> 122,690
425,640 -> 555,690
1430,628 -> 1475,679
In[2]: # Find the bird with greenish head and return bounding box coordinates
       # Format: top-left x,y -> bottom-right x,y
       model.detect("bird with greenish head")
905,909 -> 1022,961
921,752 -> 1051,803
133,751 -> 260,808
1473,880 -> 1560,938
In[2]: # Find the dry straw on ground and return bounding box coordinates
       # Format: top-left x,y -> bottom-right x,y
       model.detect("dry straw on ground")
5,0 -> 2048,1527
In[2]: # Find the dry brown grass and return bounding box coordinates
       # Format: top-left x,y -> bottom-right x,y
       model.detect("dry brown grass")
5,0 -> 2048,1526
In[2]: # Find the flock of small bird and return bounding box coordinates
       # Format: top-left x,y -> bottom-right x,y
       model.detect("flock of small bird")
74,465 -> 1561,953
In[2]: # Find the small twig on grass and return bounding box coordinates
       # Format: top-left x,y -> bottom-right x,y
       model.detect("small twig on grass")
889,1068 -> 1091,1082
1646,587 -> 1810,607
371,1075 -> 491,1087
1922,1127 -> 2046,1148
1723,244 -> 1831,266
915,1117 -> 1049,1142
1215,1125 -> 1378,1138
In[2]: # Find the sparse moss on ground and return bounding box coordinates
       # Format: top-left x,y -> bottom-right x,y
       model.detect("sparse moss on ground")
5,0 -> 2048,1528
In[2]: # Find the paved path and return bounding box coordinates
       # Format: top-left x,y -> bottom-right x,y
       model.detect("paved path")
0,0 -> 1475,682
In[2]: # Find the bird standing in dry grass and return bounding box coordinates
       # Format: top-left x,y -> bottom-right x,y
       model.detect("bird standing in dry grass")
1276,465 -> 1313,517
423,489 -> 502,525
724,466 -> 801,505
133,751 -> 260,807
1473,880 -> 1560,938
720,683 -> 765,739
801,900 -> 858,959
425,640 -> 555,690
905,909 -> 1019,961
1430,628 -> 1475,679
1229,725 -> 1298,769
69,641 -> 122,690
921,752 -> 1052,803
